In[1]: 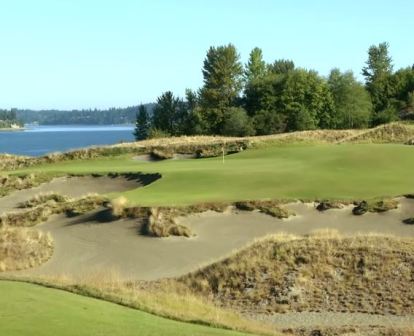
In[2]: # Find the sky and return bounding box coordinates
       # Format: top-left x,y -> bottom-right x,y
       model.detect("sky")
0,0 -> 412,110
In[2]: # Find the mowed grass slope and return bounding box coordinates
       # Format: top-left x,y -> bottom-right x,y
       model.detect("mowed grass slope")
0,281 -> 250,336
11,143 -> 414,206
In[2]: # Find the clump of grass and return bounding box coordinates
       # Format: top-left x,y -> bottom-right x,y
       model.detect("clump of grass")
0,227 -> 53,272
143,208 -> 192,238
315,200 -> 344,211
353,199 -> 399,215
109,196 -> 129,217
235,200 -> 295,219
18,193 -> 69,208
150,148 -> 174,160
0,173 -> 53,197
0,195 -> 107,227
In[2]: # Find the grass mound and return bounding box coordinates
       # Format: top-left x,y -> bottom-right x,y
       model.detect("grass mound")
340,122 -> 414,144
179,232 -> 414,316
0,228 -> 53,271
0,281 -> 258,336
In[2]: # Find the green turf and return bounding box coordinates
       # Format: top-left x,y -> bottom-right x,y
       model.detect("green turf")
11,143 -> 414,206
0,281 -> 249,336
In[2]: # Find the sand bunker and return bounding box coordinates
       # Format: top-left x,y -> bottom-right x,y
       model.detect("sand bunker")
9,198 -> 414,281
133,153 -> 196,162
0,175 -> 144,214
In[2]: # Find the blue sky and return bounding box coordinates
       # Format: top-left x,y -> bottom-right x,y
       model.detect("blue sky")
0,0 -> 412,110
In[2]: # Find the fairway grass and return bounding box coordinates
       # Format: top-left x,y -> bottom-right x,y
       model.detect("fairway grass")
10,143 -> 414,206
0,281 -> 250,336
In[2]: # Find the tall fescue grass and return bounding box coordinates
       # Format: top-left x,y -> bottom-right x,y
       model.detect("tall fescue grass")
0,227 -> 53,271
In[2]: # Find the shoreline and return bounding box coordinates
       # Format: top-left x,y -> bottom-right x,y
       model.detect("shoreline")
0,127 -> 25,132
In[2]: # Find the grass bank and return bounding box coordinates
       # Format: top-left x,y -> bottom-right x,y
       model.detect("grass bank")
0,280 -> 258,336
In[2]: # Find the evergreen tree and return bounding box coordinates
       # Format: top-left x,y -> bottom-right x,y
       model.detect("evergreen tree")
244,47 -> 267,83
199,44 -> 243,134
362,42 -> 395,124
268,59 -> 295,74
152,91 -> 181,135
134,104 -> 149,140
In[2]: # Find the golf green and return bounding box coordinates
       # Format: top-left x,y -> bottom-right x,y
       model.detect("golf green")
12,143 -> 414,205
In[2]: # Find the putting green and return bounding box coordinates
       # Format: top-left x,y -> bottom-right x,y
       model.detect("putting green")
11,143 -> 414,206
0,281 -> 249,336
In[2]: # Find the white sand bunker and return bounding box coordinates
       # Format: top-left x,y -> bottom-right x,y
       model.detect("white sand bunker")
10,198 -> 414,281
0,175 -> 144,214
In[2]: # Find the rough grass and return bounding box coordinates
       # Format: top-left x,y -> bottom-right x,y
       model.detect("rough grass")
0,280 -> 263,336
0,172 -> 53,197
0,228 -> 53,271
17,192 -> 69,208
0,194 -> 107,227
179,232 -> 414,316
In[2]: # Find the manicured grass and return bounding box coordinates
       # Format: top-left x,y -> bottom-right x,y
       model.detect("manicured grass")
0,281 -> 249,336
11,143 -> 414,206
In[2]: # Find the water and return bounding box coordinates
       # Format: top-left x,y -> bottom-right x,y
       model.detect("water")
0,125 -> 135,157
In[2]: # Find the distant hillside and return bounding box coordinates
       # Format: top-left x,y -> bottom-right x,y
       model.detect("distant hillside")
16,104 -> 155,125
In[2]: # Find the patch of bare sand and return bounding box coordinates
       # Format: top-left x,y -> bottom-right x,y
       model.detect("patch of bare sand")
9,198 -> 414,281
0,176 -> 141,214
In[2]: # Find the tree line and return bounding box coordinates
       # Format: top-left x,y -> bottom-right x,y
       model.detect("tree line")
0,109 -> 22,128
16,105 -> 155,125
135,42 -> 414,140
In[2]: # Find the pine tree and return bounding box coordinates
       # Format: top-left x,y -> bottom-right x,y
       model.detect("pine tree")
134,105 -> 149,140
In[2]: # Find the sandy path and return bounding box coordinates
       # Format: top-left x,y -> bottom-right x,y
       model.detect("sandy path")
254,312 -> 414,329
9,198 -> 414,281
0,176 -> 141,214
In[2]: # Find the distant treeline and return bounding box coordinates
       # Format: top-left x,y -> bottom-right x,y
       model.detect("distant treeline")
15,104 -> 155,125
134,42 -> 414,140
0,109 -> 22,128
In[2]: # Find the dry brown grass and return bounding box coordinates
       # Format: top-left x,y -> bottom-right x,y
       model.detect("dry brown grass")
0,194 -> 107,227
18,192 -> 69,208
0,173 -> 53,197
110,196 -> 129,217
235,201 -> 295,219
179,232 -> 414,316
287,326 -> 414,336
0,227 -> 53,271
